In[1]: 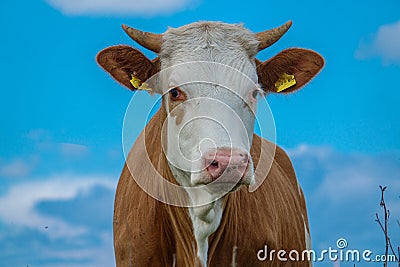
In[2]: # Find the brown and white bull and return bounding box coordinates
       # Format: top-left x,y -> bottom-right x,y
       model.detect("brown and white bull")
97,21 -> 324,267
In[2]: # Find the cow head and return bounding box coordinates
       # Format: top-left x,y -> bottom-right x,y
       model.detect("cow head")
97,21 -> 323,203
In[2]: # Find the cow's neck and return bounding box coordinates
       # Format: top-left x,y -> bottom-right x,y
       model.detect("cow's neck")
146,106 -> 227,266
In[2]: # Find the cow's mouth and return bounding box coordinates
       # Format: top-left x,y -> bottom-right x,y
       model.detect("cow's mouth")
192,161 -> 252,193
188,147 -> 253,194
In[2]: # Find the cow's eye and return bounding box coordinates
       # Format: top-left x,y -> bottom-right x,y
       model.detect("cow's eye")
170,88 -> 180,98
252,90 -> 259,99
251,89 -> 263,101
169,87 -> 185,101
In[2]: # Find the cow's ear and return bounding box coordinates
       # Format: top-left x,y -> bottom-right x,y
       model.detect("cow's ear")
256,48 -> 324,94
96,45 -> 160,91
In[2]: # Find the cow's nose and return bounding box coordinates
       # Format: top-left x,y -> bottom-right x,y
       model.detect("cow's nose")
204,148 -> 249,181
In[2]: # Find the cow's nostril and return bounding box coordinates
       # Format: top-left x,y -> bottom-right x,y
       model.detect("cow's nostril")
210,160 -> 219,167
204,149 -> 250,181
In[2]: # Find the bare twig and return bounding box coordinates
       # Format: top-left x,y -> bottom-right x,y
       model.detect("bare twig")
398,246 -> 400,267
375,185 -> 400,266
398,247 -> 400,267
381,185 -> 389,267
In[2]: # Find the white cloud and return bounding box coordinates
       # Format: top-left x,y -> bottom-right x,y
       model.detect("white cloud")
0,174 -> 114,239
45,0 -> 195,16
286,143 -> 333,161
355,20 -> 400,64
59,143 -> 89,157
289,144 -> 400,204
24,129 -> 91,160
0,158 -> 37,177
39,232 -> 115,267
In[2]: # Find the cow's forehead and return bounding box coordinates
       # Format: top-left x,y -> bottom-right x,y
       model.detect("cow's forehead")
159,22 -> 259,68
158,22 -> 260,97
160,61 -> 258,94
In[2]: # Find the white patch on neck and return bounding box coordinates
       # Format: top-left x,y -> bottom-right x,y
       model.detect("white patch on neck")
188,196 -> 223,267
303,214 -> 312,267
303,215 -> 311,250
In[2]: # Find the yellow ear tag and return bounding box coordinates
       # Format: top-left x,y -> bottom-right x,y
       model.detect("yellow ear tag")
275,73 -> 296,92
130,74 -> 141,89
130,74 -> 152,91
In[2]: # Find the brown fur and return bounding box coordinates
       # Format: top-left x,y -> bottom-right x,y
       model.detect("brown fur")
114,103 -> 310,266
256,48 -> 324,94
96,45 -> 160,90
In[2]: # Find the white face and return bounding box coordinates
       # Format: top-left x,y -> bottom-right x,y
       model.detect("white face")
159,61 -> 262,196
157,22 -> 262,201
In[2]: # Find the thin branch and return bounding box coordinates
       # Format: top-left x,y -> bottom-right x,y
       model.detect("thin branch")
398,246 -> 400,267
375,213 -> 399,262
375,185 -> 400,266
381,185 -> 389,267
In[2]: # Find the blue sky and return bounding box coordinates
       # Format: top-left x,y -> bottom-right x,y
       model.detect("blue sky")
0,0 -> 399,266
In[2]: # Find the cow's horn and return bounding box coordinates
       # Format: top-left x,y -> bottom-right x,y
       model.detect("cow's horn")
122,24 -> 163,53
255,21 -> 292,51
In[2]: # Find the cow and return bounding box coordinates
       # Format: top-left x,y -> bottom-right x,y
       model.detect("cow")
96,21 -> 324,267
